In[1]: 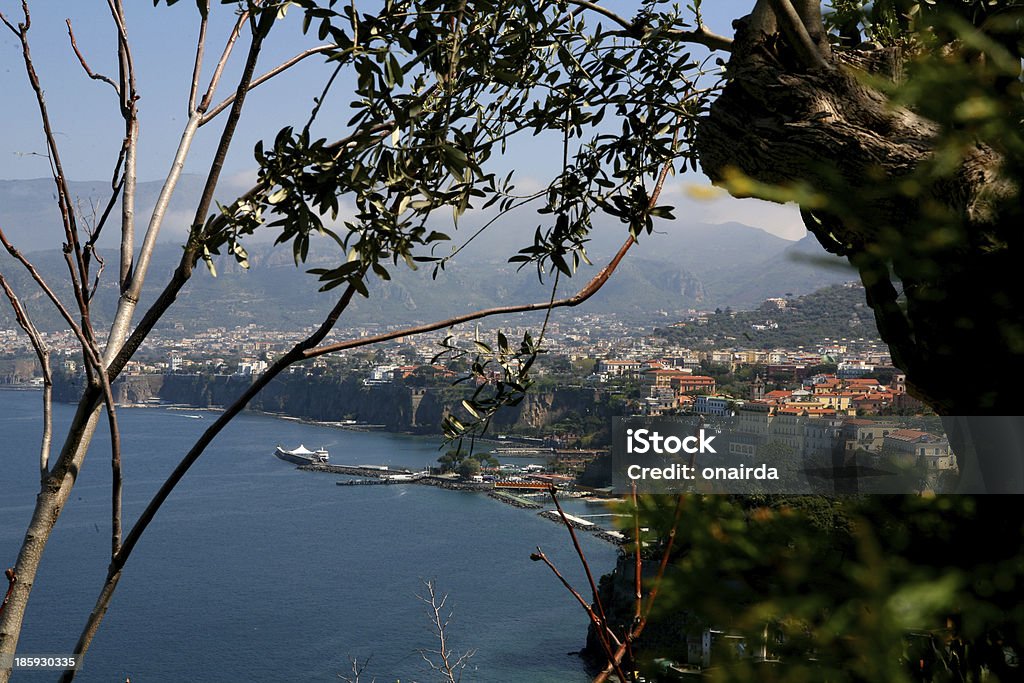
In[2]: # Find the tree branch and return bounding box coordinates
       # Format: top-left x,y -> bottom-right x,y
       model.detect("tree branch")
189,1 -> 210,115
417,580 -> 475,683
591,495 -> 685,683
766,0 -> 830,69
0,273 -> 53,487
195,7 -> 249,113
65,278 -> 360,674
106,0 -> 140,292
104,3 -> 272,369
563,0 -> 732,51
9,3 -> 90,327
0,228 -> 87,345
200,44 -> 335,125
530,547 -> 623,657
66,19 -> 120,94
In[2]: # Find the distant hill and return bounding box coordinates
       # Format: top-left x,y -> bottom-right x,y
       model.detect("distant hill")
0,176 -> 212,252
654,282 -> 878,350
0,176 -> 856,332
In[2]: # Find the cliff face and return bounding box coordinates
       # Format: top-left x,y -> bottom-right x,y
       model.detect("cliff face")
0,358 -> 40,384
501,386 -> 606,429
52,372 -> 606,436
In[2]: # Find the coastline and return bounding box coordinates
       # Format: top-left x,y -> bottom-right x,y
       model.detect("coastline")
1,386 -> 622,544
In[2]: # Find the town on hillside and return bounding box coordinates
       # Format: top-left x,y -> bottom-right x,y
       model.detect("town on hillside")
2,283 -> 954,487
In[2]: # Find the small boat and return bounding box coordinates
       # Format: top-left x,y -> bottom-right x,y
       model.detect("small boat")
274,444 -> 330,465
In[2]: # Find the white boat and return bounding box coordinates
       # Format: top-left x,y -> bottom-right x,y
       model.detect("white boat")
274,444 -> 330,465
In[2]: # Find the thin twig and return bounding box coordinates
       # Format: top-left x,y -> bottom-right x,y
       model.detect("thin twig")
0,229 -> 87,344
531,547 -> 623,654
547,486 -> 629,681
0,273 -> 52,487
200,44 -> 334,125
303,234 -> 635,362
563,0 -> 733,51
9,3 -> 90,326
417,580 -> 474,683
66,19 -> 120,93
592,495 -> 685,683
189,1 -> 210,114
196,7 -> 250,113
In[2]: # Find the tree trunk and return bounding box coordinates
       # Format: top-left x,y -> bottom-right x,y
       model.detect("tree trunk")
696,2 -> 1024,415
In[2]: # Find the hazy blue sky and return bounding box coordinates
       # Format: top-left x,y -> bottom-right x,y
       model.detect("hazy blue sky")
0,1 -> 803,238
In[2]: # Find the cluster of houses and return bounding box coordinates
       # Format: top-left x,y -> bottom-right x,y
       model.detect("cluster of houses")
609,361 -> 954,472
727,403 -> 955,472
631,364 -> 922,417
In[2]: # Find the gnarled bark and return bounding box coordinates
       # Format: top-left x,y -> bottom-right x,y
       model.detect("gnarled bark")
697,1 -> 1023,415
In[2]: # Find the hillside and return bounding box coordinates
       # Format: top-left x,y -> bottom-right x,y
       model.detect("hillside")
654,282 -> 879,349
1,174 -> 855,331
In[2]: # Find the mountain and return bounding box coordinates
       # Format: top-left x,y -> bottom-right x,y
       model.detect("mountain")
0,176 -> 214,253
700,233 -> 857,308
0,177 -> 856,332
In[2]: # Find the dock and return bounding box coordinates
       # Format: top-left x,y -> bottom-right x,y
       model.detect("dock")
298,463 -> 416,478
488,490 -> 543,509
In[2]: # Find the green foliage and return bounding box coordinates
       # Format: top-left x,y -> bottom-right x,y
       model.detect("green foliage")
199,0 -> 714,299
624,494 -> 1024,682
432,329 -> 540,442
657,283 -> 877,350
438,447 -> 497,473
455,457 -> 482,478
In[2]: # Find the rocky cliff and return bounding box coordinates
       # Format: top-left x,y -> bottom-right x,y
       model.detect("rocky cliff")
53,372 -> 607,436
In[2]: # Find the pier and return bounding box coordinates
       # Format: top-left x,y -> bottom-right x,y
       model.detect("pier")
298,463 -> 417,478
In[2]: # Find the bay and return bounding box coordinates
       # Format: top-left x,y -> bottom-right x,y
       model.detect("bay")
0,389 -> 617,682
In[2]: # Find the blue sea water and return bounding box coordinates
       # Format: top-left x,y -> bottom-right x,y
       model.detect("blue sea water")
0,389 -> 617,682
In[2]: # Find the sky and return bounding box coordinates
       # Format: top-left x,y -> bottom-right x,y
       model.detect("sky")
0,1 -> 804,240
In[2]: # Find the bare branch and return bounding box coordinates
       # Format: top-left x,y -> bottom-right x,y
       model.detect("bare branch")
65,20 -> 120,94
200,44 -> 335,125
546,487 -> 625,670
337,655 -> 374,683
0,272 -> 53,486
82,176 -> 125,287
105,4 -> 273,367
564,0 -> 632,30
196,8 -> 250,113
530,548 -> 623,651
417,580 -> 475,683
9,8 -> 90,317
664,25 -> 734,52
105,0 -> 140,292
304,235 -> 636,361
0,229 -> 87,344
189,2 -> 210,114
591,495 -> 685,683
0,5 -> 22,35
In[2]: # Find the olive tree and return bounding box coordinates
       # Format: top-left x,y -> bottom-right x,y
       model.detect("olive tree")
697,0 -> 1024,414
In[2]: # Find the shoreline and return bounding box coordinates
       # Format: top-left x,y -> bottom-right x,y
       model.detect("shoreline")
2,387 -> 622,544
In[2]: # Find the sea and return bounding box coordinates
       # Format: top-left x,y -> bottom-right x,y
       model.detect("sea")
0,388 -> 618,682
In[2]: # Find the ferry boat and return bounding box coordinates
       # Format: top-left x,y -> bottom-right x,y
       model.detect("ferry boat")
274,444 -> 330,465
